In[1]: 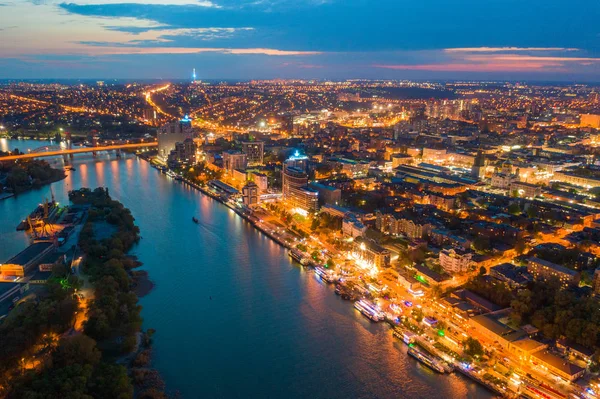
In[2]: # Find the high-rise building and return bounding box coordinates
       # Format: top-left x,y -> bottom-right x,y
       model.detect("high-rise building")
285,150 -> 309,173
249,171 -> 268,193
242,181 -> 259,207
471,150 -> 486,179
282,165 -> 318,212
222,151 -> 247,172
143,107 -> 156,123
167,138 -> 196,167
242,141 -> 264,165
282,165 -> 307,197
158,117 -> 193,160
308,182 -> 341,206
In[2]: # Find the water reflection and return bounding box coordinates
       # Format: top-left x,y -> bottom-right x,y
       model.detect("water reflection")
0,140 -> 492,399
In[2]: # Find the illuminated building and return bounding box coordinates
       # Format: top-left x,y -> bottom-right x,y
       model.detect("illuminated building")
527,257 -> 580,288
491,173 -> 516,190
242,141 -> 264,165
285,151 -> 309,172
158,117 -> 193,160
439,248 -> 472,274
249,171 -> 268,193
470,150 -> 486,179
222,151 -> 247,172
552,171 -> 600,188
391,154 -> 413,168
168,137 -> 196,166
308,182 -> 341,206
427,192 -> 455,211
352,237 -> 391,268
327,157 -> 369,177
422,148 -> 447,163
143,107 -> 156,122
282,165 -> 318,212
510,181 -> 541,198
242,181 -> 259,207
375,210 -> 432,239
342,215 -> 367,238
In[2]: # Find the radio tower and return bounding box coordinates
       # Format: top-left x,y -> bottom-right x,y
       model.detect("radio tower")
192,68 -> 197,83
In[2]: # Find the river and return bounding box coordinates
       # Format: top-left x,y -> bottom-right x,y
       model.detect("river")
0,138 -> 492,398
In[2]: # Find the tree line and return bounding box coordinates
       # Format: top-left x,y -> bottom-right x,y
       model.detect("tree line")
4,187 -> 168,398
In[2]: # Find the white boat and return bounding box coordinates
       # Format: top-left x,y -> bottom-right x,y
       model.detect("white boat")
354,299 -> 385,322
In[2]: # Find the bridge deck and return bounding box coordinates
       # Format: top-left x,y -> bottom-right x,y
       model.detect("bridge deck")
0,142 -> 157,161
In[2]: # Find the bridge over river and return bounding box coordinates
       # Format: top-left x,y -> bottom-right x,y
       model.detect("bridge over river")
0,142 -> 157,161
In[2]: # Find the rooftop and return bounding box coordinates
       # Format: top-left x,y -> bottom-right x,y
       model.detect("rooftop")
4,242 -> 54,266
528,256 -> 578,277
532,351 -> 585,377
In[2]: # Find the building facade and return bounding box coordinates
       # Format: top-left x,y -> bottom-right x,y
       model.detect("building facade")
527,257 -> 580,288
282,165 -> 319,212
223,151 -> 248,172
242,141 -> 265,165
158,118 -> 193,160
439,248 -> 473,274
242,181 -> 259,207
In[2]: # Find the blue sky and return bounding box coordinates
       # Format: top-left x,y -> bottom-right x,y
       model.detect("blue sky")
0,0 -> 599,80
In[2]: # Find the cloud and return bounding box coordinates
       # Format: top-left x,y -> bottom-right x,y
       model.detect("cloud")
55,1 -> 600,54
95,27 -> 255,43
52,46 -> 320,56
464,54 -> 600,63
373,52 -> 600,73
225,48 -> 319,55
60,0 -> 220,7
373,62 -> 566,72
445,47 -> 579,53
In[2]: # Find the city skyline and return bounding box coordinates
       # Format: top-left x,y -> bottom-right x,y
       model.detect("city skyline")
1,0 -> 599,81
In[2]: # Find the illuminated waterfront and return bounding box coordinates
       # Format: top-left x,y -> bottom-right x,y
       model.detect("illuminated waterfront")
0,140 -> 491,398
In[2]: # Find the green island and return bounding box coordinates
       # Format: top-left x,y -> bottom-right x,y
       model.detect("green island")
0,187 -> 168,398
0,150 -> 66,198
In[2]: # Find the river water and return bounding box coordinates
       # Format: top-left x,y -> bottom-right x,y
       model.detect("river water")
0,138 -> 492,398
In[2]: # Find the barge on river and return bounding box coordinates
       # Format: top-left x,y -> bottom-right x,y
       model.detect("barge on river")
407,346 -> 446,374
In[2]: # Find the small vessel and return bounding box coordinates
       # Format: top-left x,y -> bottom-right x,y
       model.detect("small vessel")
335,284 -> 343,295
192,217 -> 199,224
315,266 -> 336,283
16,197 -> 58,231
354,299 -> 385,322
393,329 -> 416,345
407,346 -> 446,373
288,249 -> 304,263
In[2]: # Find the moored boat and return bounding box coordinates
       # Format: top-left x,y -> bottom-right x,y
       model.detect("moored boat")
407,346 -> 446,373
354,299 -> 385,322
